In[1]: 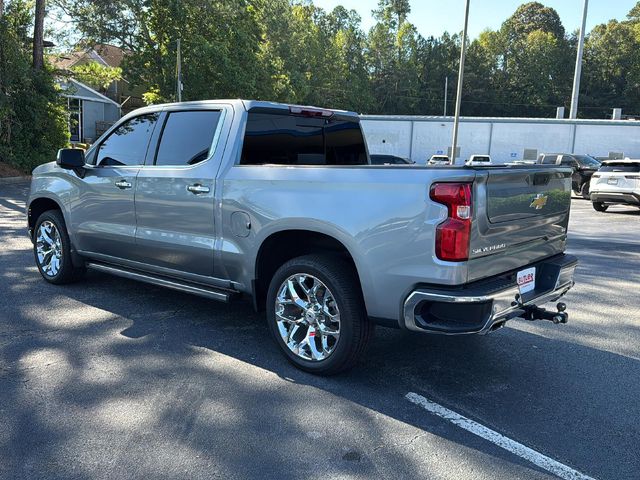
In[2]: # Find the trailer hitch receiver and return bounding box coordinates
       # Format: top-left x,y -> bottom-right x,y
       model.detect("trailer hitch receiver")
522,302 -> 568,324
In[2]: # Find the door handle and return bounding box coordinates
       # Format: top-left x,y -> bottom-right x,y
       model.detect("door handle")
115,179 -> 132,189
187,184 -> 210,194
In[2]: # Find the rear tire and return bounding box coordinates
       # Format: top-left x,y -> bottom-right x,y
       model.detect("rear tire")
592,202 -> 608,212
33,210 -> 85,284
266,254 -> 373,375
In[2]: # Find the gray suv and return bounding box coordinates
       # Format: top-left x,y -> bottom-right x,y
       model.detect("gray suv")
27,100 -> 577,374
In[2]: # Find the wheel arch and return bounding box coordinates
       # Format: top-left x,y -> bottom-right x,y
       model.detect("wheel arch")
28,196 -> 65,239
252,228 -> 368,313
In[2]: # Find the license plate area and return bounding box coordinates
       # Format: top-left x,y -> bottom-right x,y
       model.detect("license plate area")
607,177 -> 618,185
517,267 -> 536,295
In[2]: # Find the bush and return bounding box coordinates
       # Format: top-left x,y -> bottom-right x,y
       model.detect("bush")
0,17 -> 69,174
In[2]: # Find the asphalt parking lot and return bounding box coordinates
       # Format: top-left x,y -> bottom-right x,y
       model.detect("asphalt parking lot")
1,181 -> 639,480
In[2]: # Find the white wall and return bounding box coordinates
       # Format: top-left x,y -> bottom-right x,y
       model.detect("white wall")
361,116 -> 640,164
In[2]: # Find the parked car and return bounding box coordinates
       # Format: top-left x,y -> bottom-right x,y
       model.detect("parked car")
370,154 -> 415,165
27,99 -> 576,375
590,159 -> 640,212
427,154 -> 450,165
538,153 -> 601,198
465,155 -> 492,166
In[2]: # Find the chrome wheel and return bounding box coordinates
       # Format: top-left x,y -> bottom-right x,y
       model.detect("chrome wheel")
36,220 -> 62,277
275,274 -> 340,361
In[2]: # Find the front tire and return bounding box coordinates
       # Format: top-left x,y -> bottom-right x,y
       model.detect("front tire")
592,202 -> 608,212
33,210 -> 85,284
266,254 -> 373,375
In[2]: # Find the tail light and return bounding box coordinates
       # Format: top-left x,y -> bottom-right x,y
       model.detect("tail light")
430,183 -> 472,262
624,175 -> 640,179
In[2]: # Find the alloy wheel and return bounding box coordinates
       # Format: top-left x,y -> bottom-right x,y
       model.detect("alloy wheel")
36,220 -> 62,277
275,274 -> 341,361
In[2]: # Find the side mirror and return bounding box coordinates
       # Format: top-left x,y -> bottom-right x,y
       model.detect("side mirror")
56,148 -> 85,169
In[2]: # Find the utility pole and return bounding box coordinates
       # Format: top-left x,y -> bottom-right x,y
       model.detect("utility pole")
176,38 -> 182,102
450,0 -> 470,165
444,76 -> 448,116
569,0 -> 589,119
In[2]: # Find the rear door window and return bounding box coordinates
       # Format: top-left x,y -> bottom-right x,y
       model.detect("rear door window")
541,155 -> 558,164
154,110 -> 222,166
240,112 -> 367,166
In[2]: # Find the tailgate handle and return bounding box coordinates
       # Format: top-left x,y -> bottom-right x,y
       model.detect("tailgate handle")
532,173 -> 551,186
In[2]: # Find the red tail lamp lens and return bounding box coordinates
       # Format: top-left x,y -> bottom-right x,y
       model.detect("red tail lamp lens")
430,183 -> 472,261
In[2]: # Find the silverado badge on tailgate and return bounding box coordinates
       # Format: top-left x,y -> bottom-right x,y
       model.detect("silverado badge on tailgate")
529,193 -> 548,210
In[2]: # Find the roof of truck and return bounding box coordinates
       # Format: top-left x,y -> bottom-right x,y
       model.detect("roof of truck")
125,99 -> 356,115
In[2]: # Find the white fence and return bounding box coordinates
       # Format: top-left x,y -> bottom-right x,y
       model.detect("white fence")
360,115 -> 640,164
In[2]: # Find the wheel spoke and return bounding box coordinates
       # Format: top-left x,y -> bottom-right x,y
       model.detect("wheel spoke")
305,327 -> 322,360
276,312 -> 303,325
287,279 -> 308,309
40,226 -> 54,246
275,273 -> 340,362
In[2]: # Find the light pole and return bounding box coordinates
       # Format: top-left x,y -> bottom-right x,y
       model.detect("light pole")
451,0 -> 470,165
444,76 -> 448,116
176,38 -> 183,102
569,0 -> 589,119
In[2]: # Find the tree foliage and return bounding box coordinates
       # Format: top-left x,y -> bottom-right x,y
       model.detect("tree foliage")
71,61 -> 122,93
0,0 -> 69,173
50,0 -> 640,118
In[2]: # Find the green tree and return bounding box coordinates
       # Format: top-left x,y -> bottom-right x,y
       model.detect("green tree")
0,0 -> 69,172
71,61 -> 122,93
582,18 -> 640,117
367,0 -> 425,113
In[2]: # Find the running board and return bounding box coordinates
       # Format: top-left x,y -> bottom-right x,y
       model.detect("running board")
85,262 -> 237,303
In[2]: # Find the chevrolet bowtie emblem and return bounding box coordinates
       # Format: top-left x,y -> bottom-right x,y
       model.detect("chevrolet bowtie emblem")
530,193 -> 548,210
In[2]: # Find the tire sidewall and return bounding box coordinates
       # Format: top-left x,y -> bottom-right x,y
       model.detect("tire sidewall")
266,258 -> 358,374
592,202 -> 608,212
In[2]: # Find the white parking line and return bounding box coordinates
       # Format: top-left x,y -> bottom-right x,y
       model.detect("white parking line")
405,392 -> 596,480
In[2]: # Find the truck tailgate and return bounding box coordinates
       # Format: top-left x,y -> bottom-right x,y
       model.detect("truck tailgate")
467,166 -> 572,283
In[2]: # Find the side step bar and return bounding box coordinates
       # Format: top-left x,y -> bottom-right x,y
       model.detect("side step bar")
86,262 -> 238,303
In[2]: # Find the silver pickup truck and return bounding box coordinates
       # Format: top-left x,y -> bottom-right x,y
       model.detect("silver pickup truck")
27,100 -> 577,374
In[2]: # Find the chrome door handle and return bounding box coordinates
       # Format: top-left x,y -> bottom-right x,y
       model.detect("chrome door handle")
187,184 -> 210,194
115,179 -> 132,189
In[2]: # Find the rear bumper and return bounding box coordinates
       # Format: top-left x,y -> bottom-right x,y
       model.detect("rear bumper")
590,191 -> 640,206
402,254 -> 577,335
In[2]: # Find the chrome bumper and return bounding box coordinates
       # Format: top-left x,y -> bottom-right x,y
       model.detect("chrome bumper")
402,255 -> 577,335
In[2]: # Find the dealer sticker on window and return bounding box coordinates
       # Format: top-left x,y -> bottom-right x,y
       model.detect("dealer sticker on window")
517,267 -> 536,294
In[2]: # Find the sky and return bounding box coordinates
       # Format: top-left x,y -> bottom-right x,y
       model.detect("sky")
312,0 -> 638,38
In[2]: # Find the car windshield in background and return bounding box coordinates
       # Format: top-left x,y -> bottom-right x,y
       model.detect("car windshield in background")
574,155 -> 601,167
599,162 -> 640,172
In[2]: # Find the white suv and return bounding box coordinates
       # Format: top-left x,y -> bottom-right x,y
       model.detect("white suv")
427,154 -> 450,165
465,155 -> 492,166
590,159 -> 640,212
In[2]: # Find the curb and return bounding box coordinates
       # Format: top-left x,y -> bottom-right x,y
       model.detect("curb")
0,176 -> 30,185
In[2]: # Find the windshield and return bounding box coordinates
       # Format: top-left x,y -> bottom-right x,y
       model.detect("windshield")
573,155 -> 601,167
